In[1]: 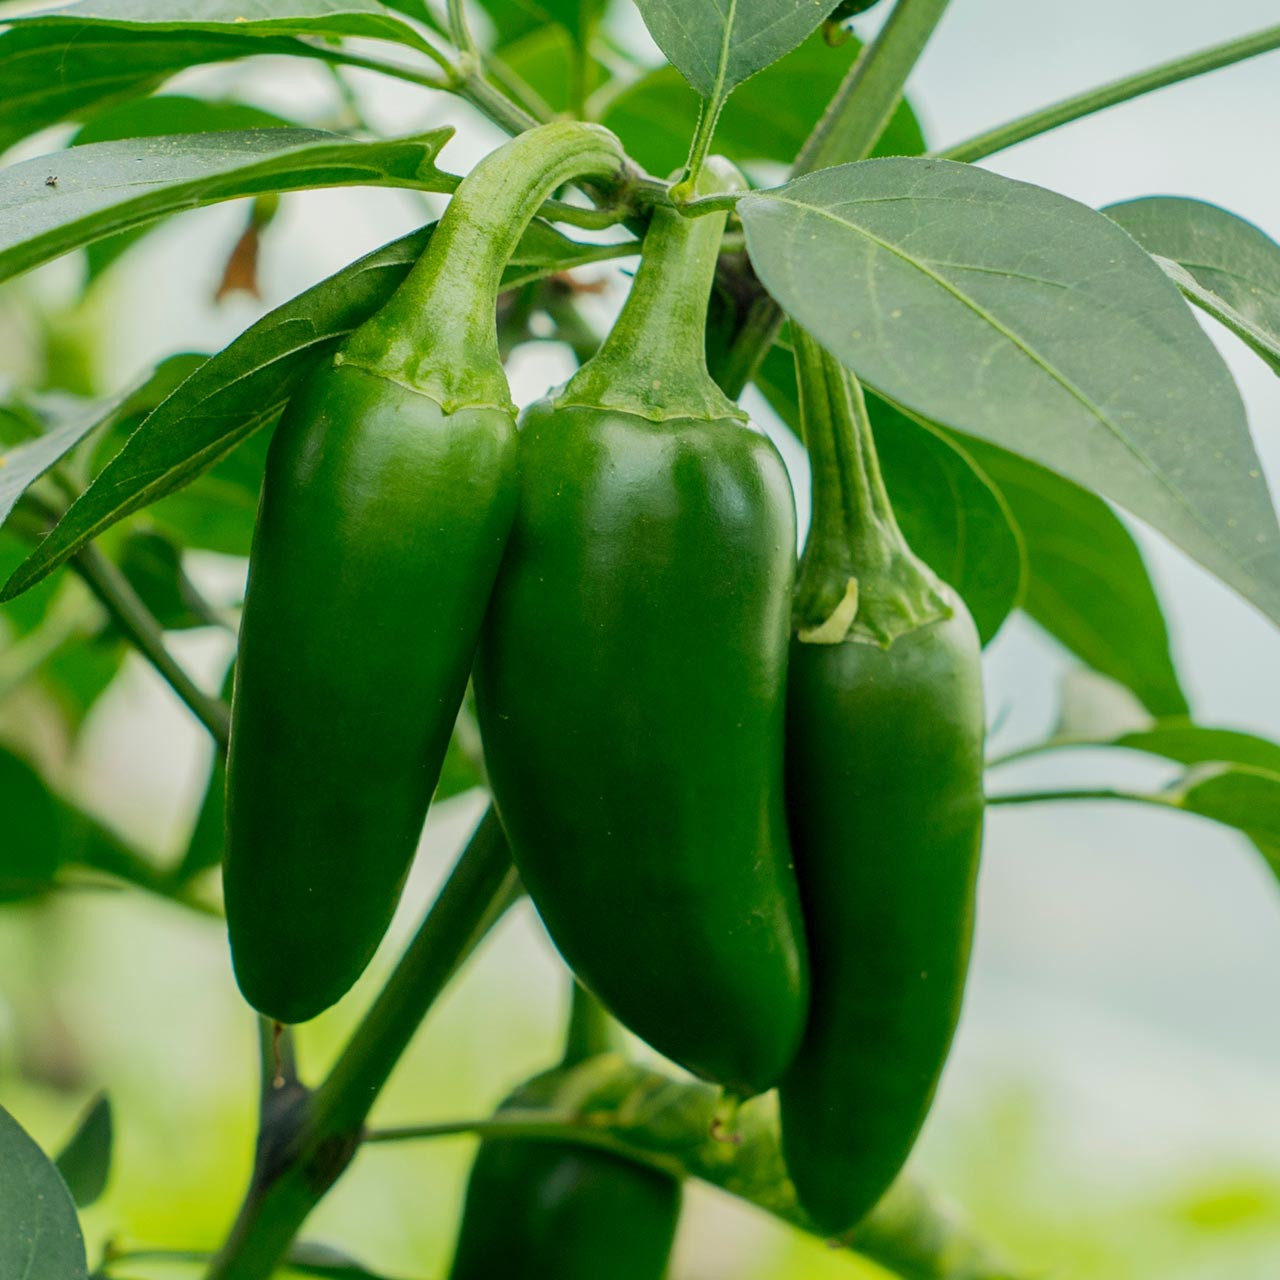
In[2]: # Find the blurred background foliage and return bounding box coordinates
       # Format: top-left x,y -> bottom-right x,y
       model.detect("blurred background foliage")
2,0 -> 1280,1275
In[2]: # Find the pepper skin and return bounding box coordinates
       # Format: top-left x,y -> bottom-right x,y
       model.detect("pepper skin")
475,162 -> 808,1097
223,123 -> 627,1024
778,330 -> 985,1233
449,1134 -> 680,1280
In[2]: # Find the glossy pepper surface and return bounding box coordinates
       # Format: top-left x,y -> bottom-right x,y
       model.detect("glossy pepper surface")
475,160 -> 809,1097
779,330 -> 986,1233
449,992 -> 680,1280
224,123 -> 627,1025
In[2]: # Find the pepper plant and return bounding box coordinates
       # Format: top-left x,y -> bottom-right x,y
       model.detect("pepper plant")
2,1 -> 1280,1278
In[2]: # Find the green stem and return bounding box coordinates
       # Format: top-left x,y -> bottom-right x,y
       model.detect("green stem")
675,98 -> 725,198
71,823 -> 220,918
938,23 -> 1280,164
341,121 -> 627,412
71,545 -> 230,750
204,809 -> 518,1280
713,0 -> 951,398
986,787 -> 1150,807
561,983 -> 618,1067
559,157 -> 742,422
794,0 -> 952,174
446,0 -> 477,58
791,328 -> 947,645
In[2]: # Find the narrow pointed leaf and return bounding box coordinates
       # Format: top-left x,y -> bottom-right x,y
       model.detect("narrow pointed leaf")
740,158 -> 1280,626
55,1094 -> 113,1209
1,223 -> 634,601
0,128 -> 455,286
0,1107 -> 88,1280
0,24 -> 308,156
1104,196 -> 1280,376
13,0 -> 437,52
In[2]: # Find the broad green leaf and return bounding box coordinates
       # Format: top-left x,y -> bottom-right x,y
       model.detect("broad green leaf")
478,1055 -> 1017,1278
753,344 -> 1024,645
1167,764 -> 1280,878
1104,197 -> 1280,376
0,746 -> 67,902
0,1106 -> 88,1280
960,438 -> 1188,717
1,223 -> 636,601
0,23 -> 307,157
491,25 -> 607,118
73,95 -> 294,283
0,128 -> 454,286
13,0 -> 437,52
740,158 -> 1280,627
633,0 -> 837,104
55,1094 -> 113,1209
601,30 -> 924,178
477,0 -> 602,46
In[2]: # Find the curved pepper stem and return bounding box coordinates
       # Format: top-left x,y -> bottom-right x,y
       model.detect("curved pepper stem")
343,121 -> 628,413
558,157 -> 746,424
792,326 -> 950,647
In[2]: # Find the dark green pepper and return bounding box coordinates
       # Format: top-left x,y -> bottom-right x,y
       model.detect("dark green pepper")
475,161 -> 809,1097
224,123 -> 627,1025
450,991 -> 680,1280
778,330 -> 985,1233
450,1136 -> 680,1280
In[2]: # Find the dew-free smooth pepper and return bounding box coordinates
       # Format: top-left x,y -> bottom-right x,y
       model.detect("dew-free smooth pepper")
223,123 -> 627,1025
475,160 -> 809,1097
779,329 -> 986,1233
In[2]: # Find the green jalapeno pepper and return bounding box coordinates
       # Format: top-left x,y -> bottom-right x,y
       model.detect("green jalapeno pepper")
224,124 -> 627,1024
779,328 -> 986,1232
475,161 -> 809,1096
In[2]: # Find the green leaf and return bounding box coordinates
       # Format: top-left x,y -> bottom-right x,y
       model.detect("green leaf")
0,1106 -> 88,1280
55,1093 -> 113,1209
476,0 -> 601,46
601,30 -> 924,178
491,25 -> 607,118
13,0 -> 437,52
0,746 -> 68,902
753,343 -> 1025,645
0,23 -> 308,158
960,437 -> 1188,717
1104,196 -> 1280,377
117,530 -> 213,630
72,95 -> 295,283
1167,764 -> 1280,877
1,222 -> 636,601
0,128 -> 455,286
740,158 -> 1280,627
0,414 -> 102,529
1,355 -> 210,532
633,0 -> 838,105
1119,723 -> 1280,774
